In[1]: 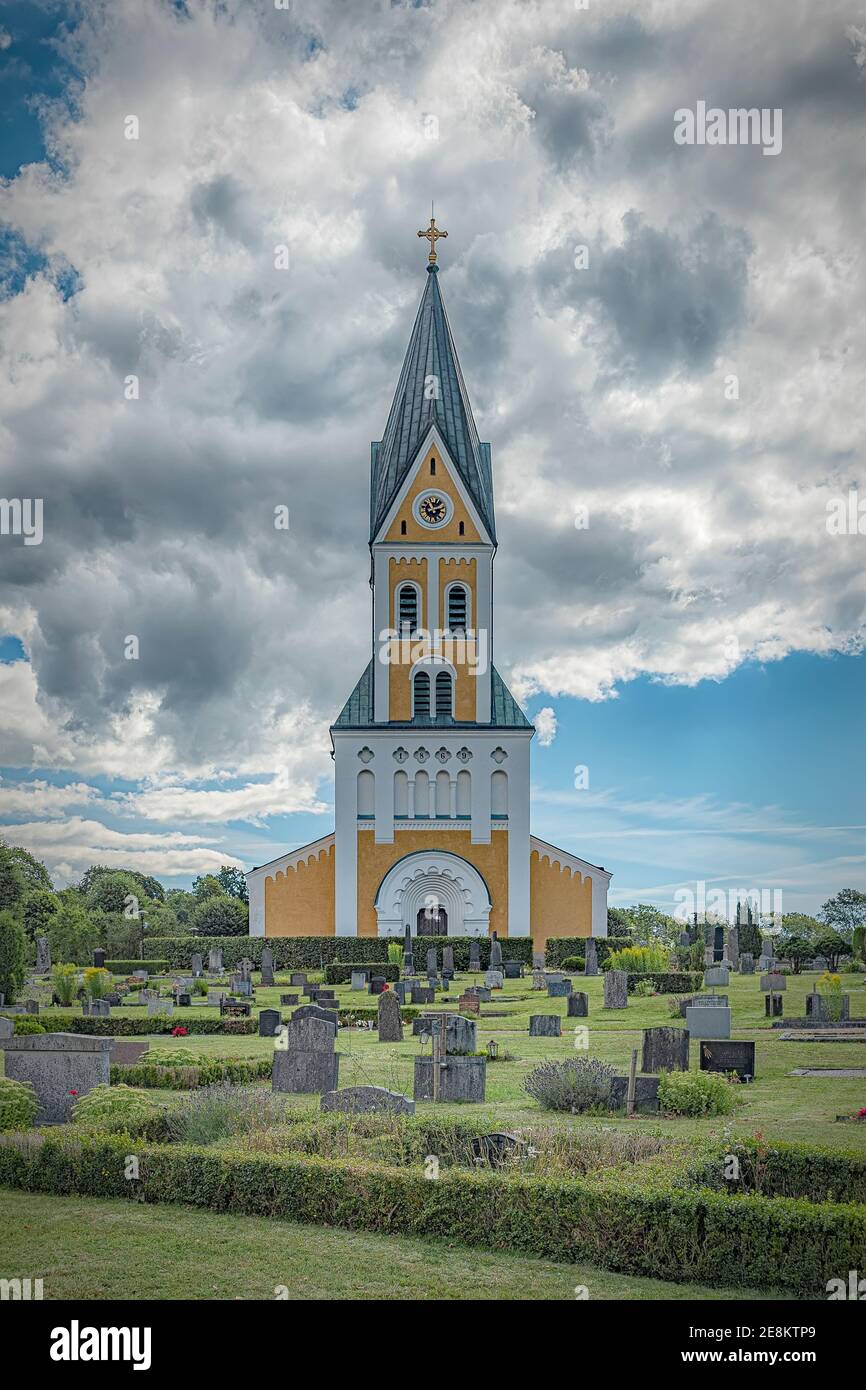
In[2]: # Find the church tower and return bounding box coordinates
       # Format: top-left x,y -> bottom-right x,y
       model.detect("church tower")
331,218 -> 533,938
246,219 -> 610,947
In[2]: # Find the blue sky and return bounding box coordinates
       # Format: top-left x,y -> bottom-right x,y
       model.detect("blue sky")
0,0 -> 864,915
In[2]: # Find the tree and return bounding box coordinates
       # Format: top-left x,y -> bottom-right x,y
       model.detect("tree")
189,895 -> 248,937
0,845 -> 24,912
6,845 -> 52,894
164,889 -> 196,925
21,888 -> 60,943
853,926 -> 866,968
0,909 -> 26,1003
814,931 -> 852,971
735,902 -> 762,957
776,933 -> 813,974
216,866 -> 248,904
607,907 -> 632,938
77,865 -> 164,904
192,875 -> 224,902
818,889 -> 866,939
780,912 -> 822,941
621,903 -> 681,948
48,902 -> 99,965
86,871 -> 147,917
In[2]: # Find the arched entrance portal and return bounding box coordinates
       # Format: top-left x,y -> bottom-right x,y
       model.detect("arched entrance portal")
417,905 -> 448,936
374,851 -> 492,937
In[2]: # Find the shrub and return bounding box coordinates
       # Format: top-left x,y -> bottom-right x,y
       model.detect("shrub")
51,962 -> 80,1006
605,945 -> 670,973
629,971 -> 701,995
144,1047 -> 202,1066
324,961 -> 399,985
165,1083 -> 289,1145
189,896 -> 248,937
71,1084 -> 160,1133
632,978 -> 655,997
112,1059 -> 272,1090
33,1014 -> 258,1036
545,937 -> 616,969
659,1070 -> 737,1117
387,941 -> 403,966
523,1057 -> 616,1112
0,1076 -> 38,1131
13,1017 -> 46,1034
146,935 -> 534,972
560,956 -> 585,971
83,967 -> 111,999
0,909 -> 27,1003
817,971 -> 844,1021
103,959 -> 169,975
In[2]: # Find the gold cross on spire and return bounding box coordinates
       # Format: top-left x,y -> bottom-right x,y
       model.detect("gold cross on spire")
418,214 -> 447,264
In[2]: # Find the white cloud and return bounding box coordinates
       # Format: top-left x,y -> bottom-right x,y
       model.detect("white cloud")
534,706 -> 557,746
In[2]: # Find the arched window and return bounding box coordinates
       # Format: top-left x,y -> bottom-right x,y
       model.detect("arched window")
413,670 -> 431,717
397,583 -> 419,635
393,770 -> 408,817
491,769 -> 508,818
447,584 -> 467,633
435,670 -> 453,717
357,770 -> 375,818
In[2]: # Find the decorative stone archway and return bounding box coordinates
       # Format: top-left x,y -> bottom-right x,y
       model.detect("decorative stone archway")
374,851 -> 492,937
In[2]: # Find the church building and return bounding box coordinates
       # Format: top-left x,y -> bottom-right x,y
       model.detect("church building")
247,220 -> 610,949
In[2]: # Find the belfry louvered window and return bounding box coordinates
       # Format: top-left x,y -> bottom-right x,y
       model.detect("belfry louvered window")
398,584 -> 418,634
435,671 -> 453,717
447,585 -> 467,633
413,671 -> 431,717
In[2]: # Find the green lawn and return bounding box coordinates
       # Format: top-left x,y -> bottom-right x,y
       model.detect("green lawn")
0,1191 -> 798,1301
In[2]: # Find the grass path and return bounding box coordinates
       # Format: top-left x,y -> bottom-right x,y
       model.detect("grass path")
0,1191 -> 798,1301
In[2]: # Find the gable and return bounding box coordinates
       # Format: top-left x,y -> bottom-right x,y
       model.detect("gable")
382,439 -> 484,544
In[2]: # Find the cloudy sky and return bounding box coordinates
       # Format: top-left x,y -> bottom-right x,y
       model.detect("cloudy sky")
0,0 -> 864,915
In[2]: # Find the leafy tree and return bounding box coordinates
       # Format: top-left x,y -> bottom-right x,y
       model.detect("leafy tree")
192,874 -> 224,902
607,907 -> 632,938
48,902 -> 99,965
189,894 -> 248,937
818,889 -> 866,939
0,909 -> 27,1003
776,933 -> 813,974
216,866 -> 248,903
86,871 -> 146,917
853,926 -> 866,968
0,845 -> 24,912
77,865 -> 164,904
6,845 -> 52,894
165,889 -> 196,924
734,901 -> 762,956
620,903 -> 681,948
814,931 -> 852,971
21,889 -> 60,944
780,912 -> 821,941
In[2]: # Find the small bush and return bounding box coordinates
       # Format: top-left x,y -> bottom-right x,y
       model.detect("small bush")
605,945 -> 670,973
658,1070 -> 737,1117
103,960 -> 169,974
523,1057 -> 616,1113
632,978 -> 656,997
560,956 -> 585,972
71,1084 -> 160,1132
0,1076 -> 38,1131
165,1083 -> 290,1146
83,967 -> 111,999
13,1017 -> 46,1034
51,962 -> 80,1006
144,1047 -> 202,1067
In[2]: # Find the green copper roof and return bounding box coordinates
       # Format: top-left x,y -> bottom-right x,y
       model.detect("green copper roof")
332,662 -> 532,731
370,266 -> 495,543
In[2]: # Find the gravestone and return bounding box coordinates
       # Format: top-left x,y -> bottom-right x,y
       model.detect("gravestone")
220,998 -> 251,1018
109,1040 -> 150,1067
529,1015 -> 561,1038
133,970 -> 148,982
23,999 -> 39,1015
260,946 -> 275,986
413,1055 -> 486,1103
678,931 -> 691,950
725,926 -> 739,969
426,948 -> 438,976
259,1008 -> 282,1037
403,926 -> 415,974
545,972 -> 565,985
175,992 -> 191,1008
279,993 -> 299,1006
704,946 -> 715,968
739,953 -> 755,974
760,973 -> 786,993
208,990 -> 226,1007
532,951 -> 545,970
531,969 -> 546,990
411,985 -> 435,1005
351,970 -> 367,991
272,1015 -> 339,1094
0,1032 -> 112,1123
584,939 -> 598,976
236,979 -> 253,997
290,972 -> 307,987
321,1085 -> 414,1116
704,966 -> 730,988
208,947 -> 223,974
83,998 -> 111,1017
603,970 -> 628,1009
393,980 -> 409,1004
757,955 -> 772,972
369,977 -> 387,995
608,1075 -> 660,1113
191,953 -> 204,978
146,998 -> 173,1017
459,992 -> 480,1016
806,992 -> 850,1023
485,969 -> 504,990
469,941 -> 481,971
291,1004 -> 337,1032
547,980 -> 572,998
416,1014 -> 476,1053
471,1132 -> 528,1168
765,993 -> 784,1017
678,993 -> 728,1017
239,958 -> 254,982
699,1039 -> 755,1080
92,949 -> 106,969
641,1026 -> 690,1073
489,937 -> 503,970
36,937 -> 51,973
685,1006 -> 731,1040
567,991 -> 589,1017
503,960 -> 522,979
442,946 -> 455,976
377,988 -> 403,1042
0,1016 -> 14,1039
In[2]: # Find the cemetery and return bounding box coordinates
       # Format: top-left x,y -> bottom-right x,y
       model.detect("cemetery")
1,932 -> 865,1301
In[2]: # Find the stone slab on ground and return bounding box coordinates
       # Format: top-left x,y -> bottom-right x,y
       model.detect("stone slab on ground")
320,1085 -> 414,1115
790,1068 -> 866,1077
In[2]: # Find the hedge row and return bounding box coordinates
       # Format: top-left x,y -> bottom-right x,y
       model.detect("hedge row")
545,937 -> 612,968
0,1131 -> 861,1295
110,1059 -> 272,1090
23,1014 -> 257,1036
147,936 -> 535,971
627,972 -> 702,994
692,1139 -> 866,1206
324,962 -> 400,984
105,960 -> 169,974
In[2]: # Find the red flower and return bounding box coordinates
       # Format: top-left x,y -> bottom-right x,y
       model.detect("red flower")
69,1090 -> 78,1096
171,1025 -> 188,1036
857,1107 -> 866,1119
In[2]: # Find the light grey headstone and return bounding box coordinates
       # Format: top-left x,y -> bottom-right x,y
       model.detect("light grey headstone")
425,947 -> 438,975
547,980 -> 572,998
760,973 -> 786,993
584,939 -> 598,976
529,1015 -> 561,1037
603,970 -> 628,1009
685,1006 -> 731,1039
484,969 -> 504,990
532,951 -> 545,970
489,937 -> 503,970
350,970 -> 367,991
704,966 -> 730,988
442,946 -> 455,975
191,953 -> 203,977
208,947 -> 223,973
725,926 -> 739,968
739,953 -> 755,974
377,988 -> 403,1042
0,1032 -> 112,1123
0,1016 -> 14,1038
260,946 -> 275,986
320,1085 -> 414,1116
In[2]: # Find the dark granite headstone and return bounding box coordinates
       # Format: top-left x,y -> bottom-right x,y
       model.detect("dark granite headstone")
0,1032 -> 112,1123
584,939 -> 598,976
641,1026 -> 689,1073
260,946 -> 275,986
567,991 -> 589,1017
259,1008 -> 281,1037
699,1039 -> 755,1080
529,1015 -> 561,1037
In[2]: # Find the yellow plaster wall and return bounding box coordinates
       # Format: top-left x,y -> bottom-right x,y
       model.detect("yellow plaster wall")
383,444 -> 482,544
388,555 -> 427,719
530,850 -> 593,952
356,828 -> 509,938
439,555 -> 478,720
264,845 -> 336,936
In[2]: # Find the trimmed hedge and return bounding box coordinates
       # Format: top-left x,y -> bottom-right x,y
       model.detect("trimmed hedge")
0,1131 -> 862,1295
25,1014 -> 257,1036
147,935 -> 535,971
324,962 -> 400,984
627,972 -> 701,995
110,1059 -> 272,1090
546,937 -> 614,968
693,1139 -> 866,1205
105,960 -> 169,975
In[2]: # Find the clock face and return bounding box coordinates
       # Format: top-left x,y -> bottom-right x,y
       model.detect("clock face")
415,492 -> 452,528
